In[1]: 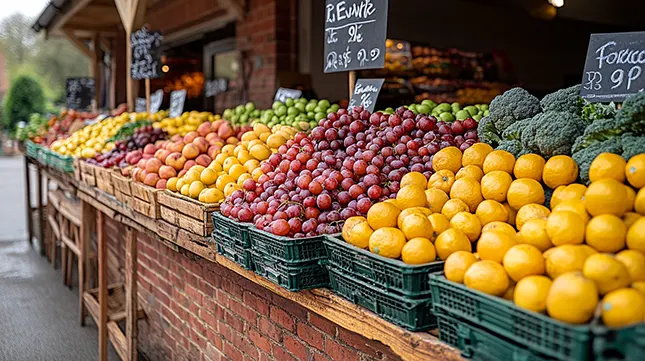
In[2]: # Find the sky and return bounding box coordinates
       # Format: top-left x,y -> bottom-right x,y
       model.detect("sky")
1,0 -> 48,20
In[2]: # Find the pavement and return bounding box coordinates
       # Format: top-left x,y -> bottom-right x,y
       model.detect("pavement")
0,156 -> 120,361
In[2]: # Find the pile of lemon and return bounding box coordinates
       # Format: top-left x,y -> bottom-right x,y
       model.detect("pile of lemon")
155,111 -> 221,136
51,113 -> 133,158
343,144 -> 645,328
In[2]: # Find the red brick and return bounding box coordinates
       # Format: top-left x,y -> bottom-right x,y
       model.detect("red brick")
269,306 -> 295,332
224,311 -> 245,333
229,297 -> 258,324
271,295 -> 308,321
189,328 -> 207,349
325,337 -> 361,361
308,312 -> 337,337
257,316 -> 282,342
221,278 -> 244,300
248,327 -> 272,354
297,321 -> 325,352
185,284 -> 203,306
244,291 -> 270,316
223,341 -> 244,361
337,327 -> 393,359
205,343 -> 224,361
216,289 -> 230,308
272,343 -> 298,361
283,333 -> 308,360
312,350 -> 332,361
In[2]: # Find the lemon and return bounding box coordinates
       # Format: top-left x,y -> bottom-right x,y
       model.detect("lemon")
553,199 -> 590,223
435,229 -> 472,260
518,219 -> 553,252
583,254 -> 631,295
546,272 -> 598,324
616,250 -> 645,283
401,213 -> 434,240
585,179 -> 629,217
589,152 -> 627,183
369,228 -> 407,259
585,214 -> 626,253
546,211 -> 585,246
464,260 -> 510,296
450,212 -> 482,242
444,251 -> 478,284
477,231 -> 517,263
401,238 -> 436,265
602,288 -> 645,327
626,217 -> 645,253
514,275 -> 552,313
513,154 -> 546,181
503,244 -> 545,282
545,245 -> 591,279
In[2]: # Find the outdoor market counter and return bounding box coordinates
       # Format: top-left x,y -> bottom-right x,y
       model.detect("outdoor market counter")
39,161 -> 463,361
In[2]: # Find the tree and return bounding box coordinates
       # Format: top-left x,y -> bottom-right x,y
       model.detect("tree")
0,13 -> 36,73
2,75 -> 45,130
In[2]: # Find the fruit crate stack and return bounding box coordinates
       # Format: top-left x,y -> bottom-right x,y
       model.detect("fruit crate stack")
322,235 -> 443,331
247,227 -> 329,292
211,212 -> 253,270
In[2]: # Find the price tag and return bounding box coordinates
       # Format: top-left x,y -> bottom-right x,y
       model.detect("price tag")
150,89 -> 164,113
135,98 -> 147,112
348,78 -> 384,112
580,31 -> 645,102
169,89 -> 186,118
130,28 -> 163,80
66,77 -> 95,110
205,78 -> 229,97
323,0 -> 388,73
274,87 -> 303,102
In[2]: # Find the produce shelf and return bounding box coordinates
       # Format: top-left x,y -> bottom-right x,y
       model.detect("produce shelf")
250,250 -> 328,292
214,232 -> 253,270
248,227 -> 329,263
211,212 -> 251,248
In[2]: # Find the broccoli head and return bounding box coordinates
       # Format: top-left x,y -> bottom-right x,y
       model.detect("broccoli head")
496,139 -> 529,158
488,87 -> 542,133
540,85 -> 584,115
615,91 -> 645,134
523,112 -> 587,158
572,137 -> 623,184
570,118 -> 624,154
620,133 -> 645,160
502,117 -> 533,141
477,116 -> 502,147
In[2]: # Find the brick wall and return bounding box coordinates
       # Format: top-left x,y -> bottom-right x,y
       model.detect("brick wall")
104,217 -> 403,361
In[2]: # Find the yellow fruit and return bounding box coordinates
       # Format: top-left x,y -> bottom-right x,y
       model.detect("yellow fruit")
425,188 -> 449,213
503,244 -> 545,282
542,155 -> 579,189
343,216 -> 367,236
184,169 -> 201,184
432,146 -> 462,174
483,150 -> 515,174
480,170 -> 513,202
636,188 -> 645,215
550,185 -> 567,209
623,212 -> 641,228
625,186 -> 635,213
228,164 -> 246,180
585,178 -> 628,217
545,245 -> 591,279
369,227 -> 407,259
401,172 -> 428,189
585,215 -> 627,253
223,182 -> 241,197
513,154 -> 546,181
515,203 -> 551,230
200,168 -> 218,185
546,211 -> 585,246
450,177 -> 483,212
519,219 -> 553,252
477,231 -> 517,263
442,199 -> 470,220
241,131 -> 258,142
482,221 -> 517,238
401,213 -> 434,240
450,212 -> 482,242
589,152 -> 627,183
251,168 -> 263,181
180,183 -> 190,196
265,134 -> 287,149
188,181 -> 205,199
503,283 -> 516,300
253,123 -> 271,136
616,250 -> 645,282
514,275 -> 552,313
504,202 -> 517,226
401,238 -> 437,265
428,214 -> 450,238
464,260 -> 510,296
456,165 -> 483,182
583,254 -> 631,295
211,161 -> 223,172
461,143 -> 494,168
244,159 -> 260,173
507,179 -> 545,210
601,288 -> 645,327
475,200 -> 508,226
396,185 -> 427,210
627,217 -> 645,252
397,207 -> 431,229
345,221 -> 374,249
367,202 -> 400,230
166,177 -> 179,192
176,178 -> 186,192
215,174 -> 235,192
546,272 -> 599,324
428,170 -> 455,194
632,281 -> 645,294
444,251 -> 478,284
223,157 -> 240,172
237,173 -> 252,187
625,154 -> 645,189
560,184 -> 588,204
553,199 -> 590,223
199,188 -> 224,203
214,153 -> 228,165
435,228 -> 472,260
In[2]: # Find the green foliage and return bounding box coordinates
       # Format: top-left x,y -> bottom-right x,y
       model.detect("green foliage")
2,75 -> 45,130
614,91 -> 645,135
620,133 -> 645,161
580,102 -> 617,124
488,87 -> 542,133
496,139 -> 529,158
477,116 -> 502,147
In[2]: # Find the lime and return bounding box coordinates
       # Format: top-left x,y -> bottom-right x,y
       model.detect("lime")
417,104 -> 431,114
456,110 -> 470,120
285,98 -> 295,107
440,112 -> 455,122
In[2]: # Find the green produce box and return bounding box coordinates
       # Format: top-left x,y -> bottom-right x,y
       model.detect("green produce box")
436,310 -> 555,361
211,212 -> 251,247
250,250 -> 328,292
323,235 -> 443,298
25,140 -> 41,159
593,320 -> 645,361
328,268 -> 435,331
429,274 -> 592,361
213,231 -> 253,270
50,152 -> 74,173
248,227 -> 328,263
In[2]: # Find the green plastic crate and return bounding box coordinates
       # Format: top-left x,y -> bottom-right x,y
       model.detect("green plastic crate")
593,320 -> 645,361
50,153 -> 74,173
212,212 -> 251,247
323,235 -> 443,298
248,227 -> 329,263
328,268 -> 435,331
250,251 -> 328,292
429,274 -> 592,361
436,310 -> 556,361
25,140 -> 41,159
214,234 -> 253,270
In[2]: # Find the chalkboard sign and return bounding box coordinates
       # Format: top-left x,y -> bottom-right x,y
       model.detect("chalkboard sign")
205,78 -> 228,97
169,89 -> 186,118
274,88 -> 303,102
66,77 -> 95,110
580,31 -> 645,102
130,28 -> 163,80
348,78 -> 384,112
150,89 -> 163,113
323,0 -> 388,73
135,98 -> 147,112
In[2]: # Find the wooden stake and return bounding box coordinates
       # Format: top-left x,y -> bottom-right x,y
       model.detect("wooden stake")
125,227 -> 138,361
349,71 -> 356,99
97,211 -> 108,361
145,78 -> 150,113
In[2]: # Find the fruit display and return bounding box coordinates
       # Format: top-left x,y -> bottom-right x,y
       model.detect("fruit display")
257,98 -> 340,131
154,111 -> 221,136
383,100 -> 488,122
220,106 -> 479,238
84,125 -> 167,168
222,102 -> 261,126
20,109 -> 100,145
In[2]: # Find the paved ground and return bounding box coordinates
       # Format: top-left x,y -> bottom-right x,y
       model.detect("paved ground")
0,157 -> 119,361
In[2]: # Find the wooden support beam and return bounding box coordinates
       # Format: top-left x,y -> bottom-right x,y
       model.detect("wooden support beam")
92,32 -> 103,110
80,201 -> 95,326
63,28 -> 93,59
98,211 -> 108,361
220,0 -> 245,19
125,227 -> 138,361
51,0 -> 93,34
24,156 -> 33,246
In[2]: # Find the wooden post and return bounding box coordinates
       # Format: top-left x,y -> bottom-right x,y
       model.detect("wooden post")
349,71 -> 356,99
97,211 -> 108,361
24,156 -> 33,246
125,227 -> 138,361
145,78 -> 150,113
79,201 -> 95,326
93,32 -> 102,111
126,30 -> 134,111
37,166 -> 45,256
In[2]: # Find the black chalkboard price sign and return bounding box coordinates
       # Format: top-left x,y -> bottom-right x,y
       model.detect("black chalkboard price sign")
205,78 -> 228,97
580,31 -> 645,102
66,77 -> 95,110
169,89 -> 186,118
323,0 -> 388,73
348,78 -> 384,112
130,28 -> 163,80
274,88 -> 303,102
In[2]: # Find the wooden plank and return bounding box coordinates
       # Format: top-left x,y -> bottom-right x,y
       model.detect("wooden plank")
131,197 -> 156,218
219,0 -> 245,19
175,229 -> 216,262
111,171 -> 132,196
51,0 -> 93,34
159,205 -> 210,236
125,228 -> 138,361
98,211 -> 108,361
79,201 -> 95,326
155,220 -> 179,242
108,321 -> 128,361
158,190 -> 219,220
24,156 -> 33,246
37,166 -> 45,256
63,28 -> 93,59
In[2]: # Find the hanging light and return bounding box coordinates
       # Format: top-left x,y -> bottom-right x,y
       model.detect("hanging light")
162,65 -> 170,73
548,0 -> 564,8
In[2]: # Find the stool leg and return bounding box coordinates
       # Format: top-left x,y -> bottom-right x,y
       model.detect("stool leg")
61,244 -> 67,286
67,251 -> 74,288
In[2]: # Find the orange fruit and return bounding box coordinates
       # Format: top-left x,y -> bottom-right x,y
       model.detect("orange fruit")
425,188 -> 449,213
583,254 -> 631,295
428,213 -> 450,238
367,202 -> 401,230
519,219 -> 553,252
546,271 -> 599,324
616,249 -> 645,283
482,221 -> 517,238
444,251 -> 478,283
585,178 -> 629,217
586,214 -> 626,253
546,211 -> 586,246
503,244 -> 546,282
623,212 -> 641,228
514,276 -> 552,313
401,237 -> 437,265
542,155 -> 579,189
504,202 -> 517,226
401,172 -> 428,189
464,260 -> 510,296
435,228 -> 472,260
441,199 -> 469,220
432,146 -> 463,174
601,288 -> 645,327
507,179 -> 545,210
553,199 -> 590,223
554,184 -> 588,209
343,216 -> 367,236
456,165 -> 484,182
513,154 -> 546,181
475,200 -> 509,226
450,177 -> 483,212
397,207 -> 431,229
625,186 -> 636,213
401,213 -> 434,240
550,185 -> 567,208
368,228 -> 407,259
483,150 -> 515,174
626,217 -> 645,253
637,188 -> 645,215
477,231 -> 517,263
625,154 -> 645,189
450,212 -> 482,242
545,245 -> 594,279
462,143 -> 494,168
480,170 -> 513,202
515,203 -> 550,230
396,185 -> 427,210
589,152 -> 626,183
343,218 -> 373,249
428,170 -> 455,194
